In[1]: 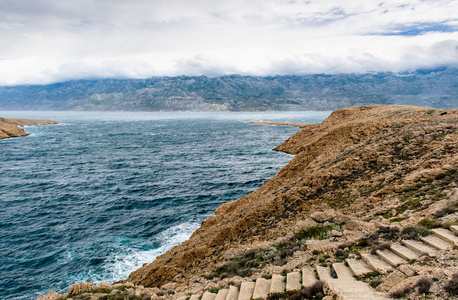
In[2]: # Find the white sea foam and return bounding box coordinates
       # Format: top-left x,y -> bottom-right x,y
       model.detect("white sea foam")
100,221 -> 201,283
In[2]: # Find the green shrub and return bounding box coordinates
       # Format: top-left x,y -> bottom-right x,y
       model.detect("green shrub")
418,218 -> 442,229
370,280 -> 382,288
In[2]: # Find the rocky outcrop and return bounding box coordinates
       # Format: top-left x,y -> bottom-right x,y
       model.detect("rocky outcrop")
0,117 -> 58,139
126,105 -> 458,288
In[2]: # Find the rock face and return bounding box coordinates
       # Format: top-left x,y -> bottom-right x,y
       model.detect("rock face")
0,117 -> 58,139
126,105 -> 458,288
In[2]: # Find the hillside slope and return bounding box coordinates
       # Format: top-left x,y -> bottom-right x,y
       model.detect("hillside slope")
127,105 -> 457,289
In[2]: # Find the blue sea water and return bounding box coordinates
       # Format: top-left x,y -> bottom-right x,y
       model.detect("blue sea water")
0,111 -> 330,300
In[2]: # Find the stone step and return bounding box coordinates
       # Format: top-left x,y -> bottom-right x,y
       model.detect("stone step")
252,278 -> 271,299
215,289 -> 229,300
286,271 -> 302,291
361,253 -> 393,274
332,263 -> 355,280
431,228 -> 458,247
401,239 -> 436,257
226,286 -> 239,300
190,294 -> 202,300
422,234 -> 453,250
238,282 -> 255,300
450,225 -> 458,235
316,266 -> 332,281
323,277 -> 387,300
201,292 -> 217,300
376,249 -> 407,267
302,266 -> 318,288
346,259 -> 373,277
270,274 -> 285,294
390,243 -> 419,261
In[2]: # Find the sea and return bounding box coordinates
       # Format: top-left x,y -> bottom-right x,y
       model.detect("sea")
0,111 -> 330,300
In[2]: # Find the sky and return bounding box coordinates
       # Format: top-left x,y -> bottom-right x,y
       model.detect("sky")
0,0 -> 457,85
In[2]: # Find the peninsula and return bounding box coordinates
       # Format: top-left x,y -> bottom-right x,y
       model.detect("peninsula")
38,105 -> 458,300
0,117 -> 59,139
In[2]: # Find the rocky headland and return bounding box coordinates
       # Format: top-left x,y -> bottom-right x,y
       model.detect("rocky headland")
38,105 -> 458,300
0,117 -> 59,139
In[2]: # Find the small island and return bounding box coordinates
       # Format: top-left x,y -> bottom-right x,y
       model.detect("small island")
0,117 -> 59,139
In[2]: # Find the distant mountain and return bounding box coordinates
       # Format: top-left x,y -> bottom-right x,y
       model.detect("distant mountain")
0,69 -> 457,111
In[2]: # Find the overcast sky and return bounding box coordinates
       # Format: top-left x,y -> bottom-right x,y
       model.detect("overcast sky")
0,0 -> 457,85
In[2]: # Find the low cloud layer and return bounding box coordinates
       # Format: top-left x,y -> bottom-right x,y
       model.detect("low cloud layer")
0,0 -> 457,85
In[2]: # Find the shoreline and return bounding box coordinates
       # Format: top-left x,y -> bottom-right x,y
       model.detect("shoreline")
248,121 -> 309,128
0,117 -> 59,139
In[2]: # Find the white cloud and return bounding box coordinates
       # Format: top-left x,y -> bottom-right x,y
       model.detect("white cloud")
0,0 -> 457,85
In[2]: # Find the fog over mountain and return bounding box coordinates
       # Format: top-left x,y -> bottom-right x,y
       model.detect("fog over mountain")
0,68 -> 456,111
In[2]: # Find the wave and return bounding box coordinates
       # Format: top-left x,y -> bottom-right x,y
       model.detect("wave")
99,221 -> 201,283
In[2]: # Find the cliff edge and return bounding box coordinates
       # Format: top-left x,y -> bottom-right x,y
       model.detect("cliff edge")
126,105 -> 457,288
0,117 -> 59,139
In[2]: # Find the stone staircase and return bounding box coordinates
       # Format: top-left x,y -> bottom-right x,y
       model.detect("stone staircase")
184,226 -> 458,300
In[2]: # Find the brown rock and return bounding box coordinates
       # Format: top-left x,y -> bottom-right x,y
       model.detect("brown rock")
161,282 -> 177,290
310,211 -> 333,223
388,276 -> 431,297
36,291 -> 60,300
294,218 -> 318,232
345,220 -> 374,231
397,264 -> 417,277
377,270 -> 408,292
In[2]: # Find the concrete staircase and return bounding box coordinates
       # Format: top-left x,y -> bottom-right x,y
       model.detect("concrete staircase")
317,264 -> 386,300
184,227 -> 458,300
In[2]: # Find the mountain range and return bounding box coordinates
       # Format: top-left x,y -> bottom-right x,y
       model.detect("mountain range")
0,68 -> 457,111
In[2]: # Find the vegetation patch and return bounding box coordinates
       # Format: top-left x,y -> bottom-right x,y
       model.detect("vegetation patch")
267,281 -> 324,300
445,272 -> 458,295
418,218 -> 442,229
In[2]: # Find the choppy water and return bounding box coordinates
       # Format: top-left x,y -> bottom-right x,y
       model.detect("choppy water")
0,111 -> 330,300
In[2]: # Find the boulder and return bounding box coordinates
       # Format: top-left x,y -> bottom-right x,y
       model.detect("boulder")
345,220 -> 374,231
294,218 -> 318,232
377,270 -> 407,292
68,282 -> 94,295
36,291 -> 60,300
310,209 -> 350,224
161,282 -> 177,290
311,211 -> 332,223
388,276 -> 432,297
94,282 -> 113,290
397,264 -> 417,277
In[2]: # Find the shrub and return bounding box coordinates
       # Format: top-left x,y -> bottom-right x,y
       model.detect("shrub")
444,272 -> 458,295
370,280 -> 382,288
389,286 -> 411,298
377,226 -> 400,240
400,226 -> 429,240
418,218 -> 442,229
334,249 -> 349,260
416,277 -> 432,294
370,243 -> 391,255
312,250 -> 320,255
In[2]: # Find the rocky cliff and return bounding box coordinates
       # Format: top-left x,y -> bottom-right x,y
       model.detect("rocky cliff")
125,105 -> 457,289
0,117 -> 59,139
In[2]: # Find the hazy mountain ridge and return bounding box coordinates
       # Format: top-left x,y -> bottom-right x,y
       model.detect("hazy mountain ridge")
0,69 -> 457,111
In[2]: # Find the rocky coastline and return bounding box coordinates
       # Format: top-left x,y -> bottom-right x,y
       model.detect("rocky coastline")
0,117 -> 59,139
37,105 -> 458,299
248,121 -> 308,128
